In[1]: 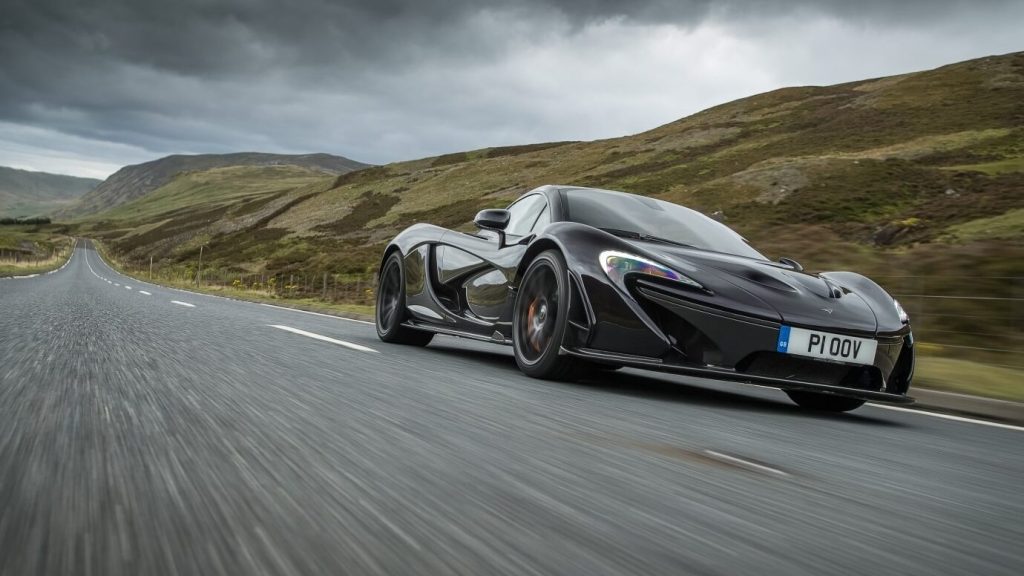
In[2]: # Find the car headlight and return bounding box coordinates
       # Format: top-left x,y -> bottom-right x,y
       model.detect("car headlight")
600,250 -> 702,289
893,299 -> 909,324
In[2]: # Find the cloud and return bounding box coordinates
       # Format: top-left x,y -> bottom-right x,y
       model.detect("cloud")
0,0 -> 1021,177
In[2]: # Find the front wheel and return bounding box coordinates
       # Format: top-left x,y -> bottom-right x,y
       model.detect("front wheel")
512,250 -> 583,380
786,391 -> 866,413
376,252 -> 434,346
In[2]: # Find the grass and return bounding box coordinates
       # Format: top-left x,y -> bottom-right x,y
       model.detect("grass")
915,356 -> 1024,403
94,240 -> 375,321
90,165 -> 332,223
944,156 -> 1024,175
940,207 -> 1024,242
0,226 -> 74,276
0,252 -> 70,277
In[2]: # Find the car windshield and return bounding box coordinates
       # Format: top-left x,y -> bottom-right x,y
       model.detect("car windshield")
562,189 -> 767,260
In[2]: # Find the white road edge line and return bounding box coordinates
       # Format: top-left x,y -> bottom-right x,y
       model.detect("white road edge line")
84,242 -> 375,328
171,300 -> 196,308
867,404 -> 1024,432
703,450 -> 789,477
259,303 -> 375,325
139,291 -> 152,296
268,324 -> 378,353
84,246 -> 372,328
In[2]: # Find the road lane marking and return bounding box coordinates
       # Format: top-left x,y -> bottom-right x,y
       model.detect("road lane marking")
703,450 -> 789,477
260,303 -> 375,325
868,404 -> 1024,432
114,282 -> 120,286
171,300 -> 196,308
125,286 -> 132,290
84,244 -> 376,329
268,324 -> 378,353
139,291 -> 152,296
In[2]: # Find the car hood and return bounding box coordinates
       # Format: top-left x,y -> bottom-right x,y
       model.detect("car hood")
629,241 -> 878,334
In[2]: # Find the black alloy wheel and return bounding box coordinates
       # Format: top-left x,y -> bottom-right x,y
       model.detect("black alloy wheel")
376,252 -> 434,346
513,250 -> 581,379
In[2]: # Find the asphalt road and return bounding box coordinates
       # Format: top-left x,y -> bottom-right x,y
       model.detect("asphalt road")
1,242 -> 1022,576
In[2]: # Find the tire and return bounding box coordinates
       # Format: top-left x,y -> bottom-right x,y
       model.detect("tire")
376,252 -> 434,346
786,391 -> 866,413
512,250 -> 583,380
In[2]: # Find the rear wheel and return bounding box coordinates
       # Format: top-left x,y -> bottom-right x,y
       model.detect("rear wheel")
376,252 -> 434,346
786,391 -> 865,413
513,250 -> 582,380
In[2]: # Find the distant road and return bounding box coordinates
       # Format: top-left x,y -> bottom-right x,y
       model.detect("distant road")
0,242 -> 1021,576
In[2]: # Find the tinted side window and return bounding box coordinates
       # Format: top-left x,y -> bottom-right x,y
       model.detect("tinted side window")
531,205 -> 551,233
505,195 -> 546,237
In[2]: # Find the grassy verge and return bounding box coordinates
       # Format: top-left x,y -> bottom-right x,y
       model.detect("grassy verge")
914,355 -> 1024,403
93,240 -> 374,321
0,235 -> 74,277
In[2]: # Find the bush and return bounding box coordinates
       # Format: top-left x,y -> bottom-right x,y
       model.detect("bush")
0,217 -> 51,225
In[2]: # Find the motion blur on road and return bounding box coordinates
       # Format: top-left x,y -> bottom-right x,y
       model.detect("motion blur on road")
1,242 -> 1021,575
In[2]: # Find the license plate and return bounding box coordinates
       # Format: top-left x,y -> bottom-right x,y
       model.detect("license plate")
777,326 -> 877,365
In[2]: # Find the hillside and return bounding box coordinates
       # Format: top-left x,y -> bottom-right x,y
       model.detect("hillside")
84,51 -> 1024,358
61,152 -> 369,218
0,166 -> 100,218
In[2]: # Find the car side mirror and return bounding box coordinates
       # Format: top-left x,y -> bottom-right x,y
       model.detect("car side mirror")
474,209 -> 510,231
474,209 -> 511,246
779,257 -> 803,272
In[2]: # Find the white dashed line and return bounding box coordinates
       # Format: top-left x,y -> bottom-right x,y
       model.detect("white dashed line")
703,450 -> 789,477
139,291 -> 152,296
125,286 -> 132,290
868,404 -> 1024,432
114,283 -> 120,287
268,324 -> 378,353
171,300 -> 196,308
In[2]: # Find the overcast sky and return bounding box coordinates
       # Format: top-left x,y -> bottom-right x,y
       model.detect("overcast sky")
1,0 -> 1021,179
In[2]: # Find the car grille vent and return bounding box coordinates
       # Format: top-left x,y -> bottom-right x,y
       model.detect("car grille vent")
738,352 -> 882,391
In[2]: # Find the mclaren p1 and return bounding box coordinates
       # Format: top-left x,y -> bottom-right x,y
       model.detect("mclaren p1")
375,185 -> 914,412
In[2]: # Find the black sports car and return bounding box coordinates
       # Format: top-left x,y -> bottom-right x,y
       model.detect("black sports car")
375,185 -> 914,412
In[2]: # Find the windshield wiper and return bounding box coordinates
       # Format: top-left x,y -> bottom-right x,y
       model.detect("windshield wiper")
598,227 -> 696,249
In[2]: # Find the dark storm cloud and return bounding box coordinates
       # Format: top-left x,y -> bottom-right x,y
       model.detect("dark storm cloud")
0,0 -> 1020,175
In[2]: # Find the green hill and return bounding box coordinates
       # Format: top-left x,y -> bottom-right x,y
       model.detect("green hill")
60,152 -> 369,218
0,166 -> 100,218
83,51 -> 1024,360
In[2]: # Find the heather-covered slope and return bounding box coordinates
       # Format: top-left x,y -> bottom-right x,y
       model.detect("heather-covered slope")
83,52 -> 1024,359
61,152 -> 368,218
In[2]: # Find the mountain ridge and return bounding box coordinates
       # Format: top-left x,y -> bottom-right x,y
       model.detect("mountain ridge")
61,152 -> 370,218
0,166 -> 101,218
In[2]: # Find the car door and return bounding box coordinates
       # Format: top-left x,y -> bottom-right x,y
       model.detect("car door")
435,194 -> 549,331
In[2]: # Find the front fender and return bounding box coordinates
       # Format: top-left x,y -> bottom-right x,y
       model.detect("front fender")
820,271 -> 908,334
377,223 -> 448,277
526,223 -> 673,357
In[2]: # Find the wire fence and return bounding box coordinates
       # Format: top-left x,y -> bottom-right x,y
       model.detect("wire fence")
875,275 -> 1023,368
118,260 -> 379,307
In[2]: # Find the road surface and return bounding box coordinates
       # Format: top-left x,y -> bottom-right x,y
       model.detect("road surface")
1,242 -> 1021,575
